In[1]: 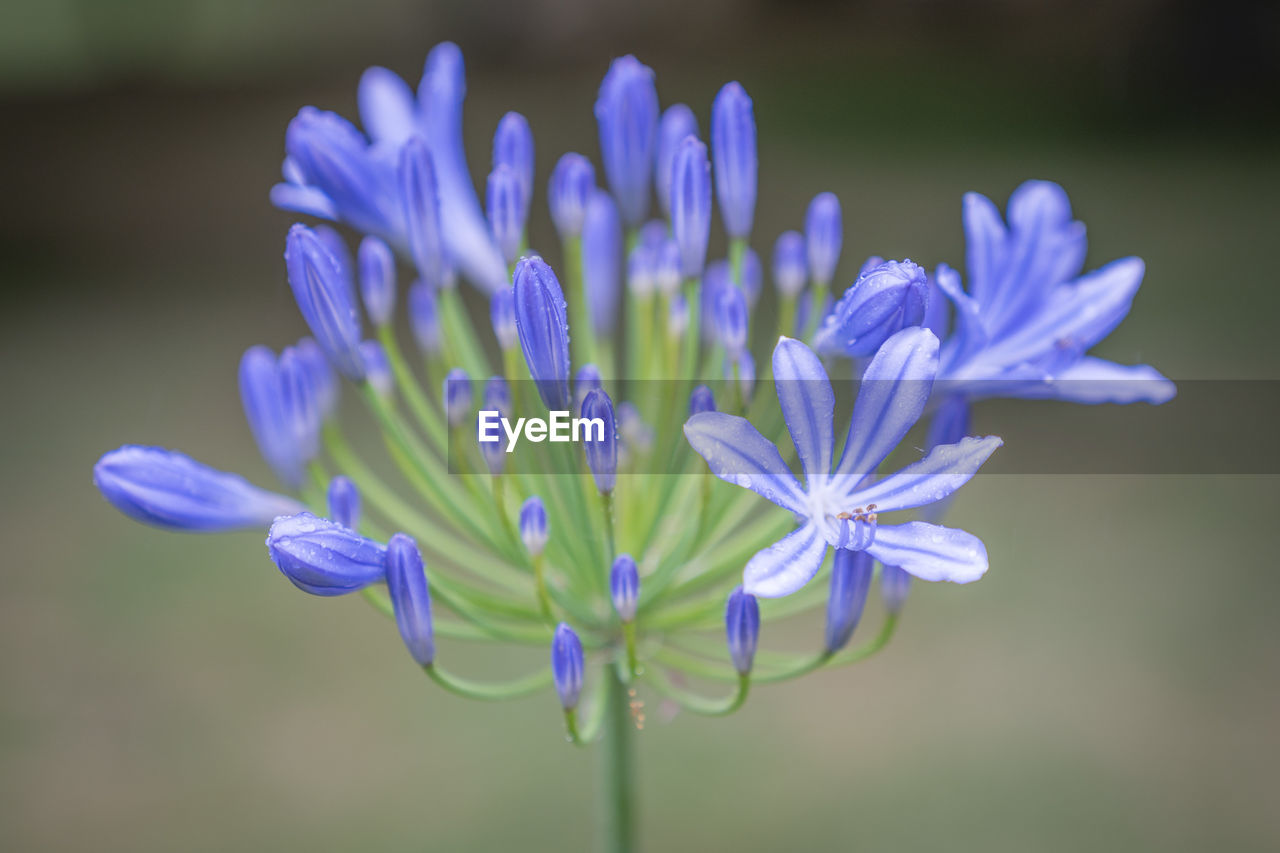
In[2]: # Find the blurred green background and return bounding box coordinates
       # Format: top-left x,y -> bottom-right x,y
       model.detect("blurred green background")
2,0 -> 1278,850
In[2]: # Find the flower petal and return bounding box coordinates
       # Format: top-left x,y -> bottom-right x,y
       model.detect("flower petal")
684,412 -> 806,514
1013,356 -> 1177,404
269,183 -> 337,220
833,326 -> 938,483
358,66 -> 417,146
846,435 -> 1002,512
743,523 -> 829,598
772,336 -> 835,490
864,521 -> 988,583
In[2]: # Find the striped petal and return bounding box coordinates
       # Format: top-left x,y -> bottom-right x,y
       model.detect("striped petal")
743,523 -> 829,598
684,412 -> 806,514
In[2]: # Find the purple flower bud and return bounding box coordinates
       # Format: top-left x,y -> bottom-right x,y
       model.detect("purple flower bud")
580,388 -> 617,495
357,235 -> 396,327
266,512 -> 386,596
239,345 -> 302,488
668,292 -> 689,338
548,152 -> 595,240
327,475 -> 360,530
656,103 -> 698,218
730,349 -> 756,402
313,225 -> 354,291
94,446 -> 303,532
825,549 -> 874,653
595,55 -> 659,225
296,337 -> 338,421
773,230 -> 807,297
654,238 -> 681,296
715,284 -> 749,356
283,107 -> 387,234
711,82 -> 757,239
813,260 -> 930,358
486,164 -> 525,266
492,111 -> 534,225
671,135 -> 711,279
688,384 -> 716,416
397,137 -> 447,289
627,241 -> 656,297
700,259 -> 730,340
407,281 -> 441,355
480,376 -> 512,475
513,256 -> 571,412
551,622 -> 585,709
490,287 -> 519,351
519,496 -> 549,556
725,585 -> 760,675
880,564 -> 911,614
805,192 -> 842,287
285,224 -> 365,381
582,189 -> 622,335
610,554 -> 640,622
443,367 -> 473,428
279,345 -> 321,465
386,533 -> 435,665
573,364 -> 603,415
360,339 -> 393,397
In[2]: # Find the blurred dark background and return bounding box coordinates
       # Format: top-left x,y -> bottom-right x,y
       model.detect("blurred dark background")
3,1 -> 1278,851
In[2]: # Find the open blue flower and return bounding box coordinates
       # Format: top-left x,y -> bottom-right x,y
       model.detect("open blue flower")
935,180 -> 1175,407
685,328 -> 1001,598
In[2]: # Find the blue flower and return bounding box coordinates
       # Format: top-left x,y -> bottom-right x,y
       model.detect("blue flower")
519,496 -> 549,556
386,533 -> 435,665
480,376 -> 512,475
689,384 -> 716,416
239,345 -> 304,488
581,388 -> 618,495
514,256 -> 572,412
713,284 -> 749,357
94,446 -> 302,532
880,564 -> 911,614
710,82 -> 757,240
548,153 -> 595,241
551,623 -> 584,709
285,224 -> 366,381
670,135 -> 711,279
813,259 -> 930,358
805,192 -> 842,288
582,189 -> 622,335
360,339 -> 393,397
824,549 -> 873,653
773,230 -> 807,297
407,280 -> 441,354
357,235 -> 396,327
486,164 -> 525,266
267,512 -> 386,596
610,554 -> 640,622
492,111 -> 534,226
934,180 -> 1175,406
724,586 -> 760,675
443,367 -> 473,428
594,55 -> 659,226
327,475 -> 360,529
573,364 -> 603,415
684,329 -> 1002,597
490,286 -> 518,351
656,104 -> 698,219
397,136 -> 448,290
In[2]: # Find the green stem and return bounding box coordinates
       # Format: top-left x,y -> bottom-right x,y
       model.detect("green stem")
598,664 -> 636,853
423,663 -> 551,701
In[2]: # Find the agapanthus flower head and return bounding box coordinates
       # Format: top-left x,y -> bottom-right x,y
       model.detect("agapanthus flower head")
490,286 -> 518,351
582,189 -> 623,335
327,475 -> 360,530
513,256 -> 572,411
670,135 -> 712,279
689,384 -> 716,416
239,345 -> 304,488
519,496 -> 549,556
492,111 -> 534,225
581,388 -> 618,495
880,564 -> 912,614
934,179 -> 1175,406
357,235 -> 397,327
595,55 -> 659,226
610,554 -> 640,622
824,549 -> 874,653
551,623 -> 585,710
773,230 -> 807,297
94,446 -> 302,532
725,585 -> 760,675
805,192 -> 843,287
548,152 -> 595,241
266,512 -> 386,596
656,103 -> 698,218
285,224 -> 365,381
813,259 -> 930,358
711,81 -> 757,240
386,533 -> 435,665
486,163 -> 525,266
407,280 -> 441,354
360,339 -> 393,397
685,329 -> 1001,597
443,367 -> 473,428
